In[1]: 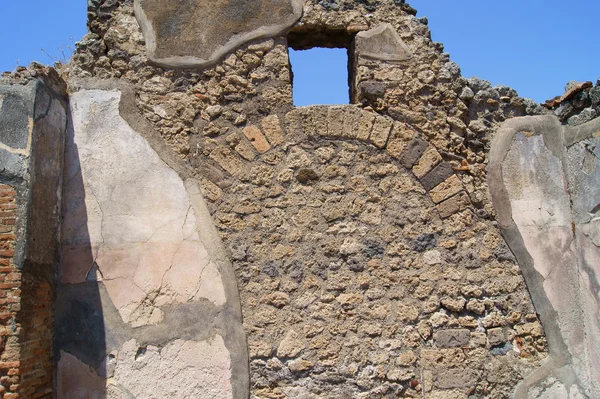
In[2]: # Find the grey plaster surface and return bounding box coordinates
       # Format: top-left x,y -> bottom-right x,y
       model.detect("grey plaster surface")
488,114 -> 600,399
0,84 -> 34,151
134,0 -> 303,68
0,81 -> 68,271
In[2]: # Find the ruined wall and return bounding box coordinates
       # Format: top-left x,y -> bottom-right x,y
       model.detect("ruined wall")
64,1 -> 556,398
0,68 -> 68,399
0,0 -> 598,398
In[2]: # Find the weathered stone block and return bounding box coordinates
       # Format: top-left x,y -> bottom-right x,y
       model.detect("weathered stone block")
429,175 -> 464,204
386,122 -> 417,159
412,147 -> 442,178
399,138 -> 428,168
357,111 -> 375,141
369,115 -> 393,148
261,115 -> 285,146
243,125 -> 271,153
434,368 -> 480,389
354,23 -> 413,62
327,106 -> 345,138
420,162 -> 454,191
434,329 -> 470,348
210,145 -> 247,177
342,106 -> 361,139
436,191 -> 471,218
487,327 -> 505,346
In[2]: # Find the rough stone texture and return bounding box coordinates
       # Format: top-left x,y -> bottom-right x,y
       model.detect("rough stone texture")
134,0 -> 303,67
57,88 -> 247,398
7,0 -> 600,397
61,1 -> 560,397
489,114 -> 600,398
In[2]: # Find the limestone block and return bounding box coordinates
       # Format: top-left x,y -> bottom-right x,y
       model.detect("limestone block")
357,111 -> 375,141
412,147 -> 442,179
354,23 -> 413,62
436,191 -> 471,219
261,115 -> 285,146
135,0 -> 303,68
369,115 -> 393,148
243,125 -> 271,153
429,175 -> 464,204
327,106 -> 345,138
342,106 -> 362,139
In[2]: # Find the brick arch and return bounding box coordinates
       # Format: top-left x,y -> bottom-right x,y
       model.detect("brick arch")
201,104 -> 472,220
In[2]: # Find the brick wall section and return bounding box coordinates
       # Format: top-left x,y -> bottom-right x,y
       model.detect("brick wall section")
17,277 -> 53,399
0,184 -> 21,399
0,184 -> 54,399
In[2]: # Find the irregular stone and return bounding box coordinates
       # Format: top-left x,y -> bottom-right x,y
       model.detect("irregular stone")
261,292 -> 290,308
210,145 -> 247,177
369,115 -> 393,148
261,115 -> 285,146
420,162 -> 454,191
487,327 -> 505,346
386,368 -> 414,382
354,23 -> 413,62
434,329 -> 470,348
429,175 -> 463,204
243,125 -> 271,153
135,0 -> 303,68
288,359 -> 313,372
436,191 -> 471,218
277,330 -> 305,358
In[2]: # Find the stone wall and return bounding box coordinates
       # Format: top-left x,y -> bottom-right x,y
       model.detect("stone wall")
0,0 -> 598,398
66,0 -> 554,397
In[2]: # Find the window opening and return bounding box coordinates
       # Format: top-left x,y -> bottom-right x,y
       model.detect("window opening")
289,47 -> 350,106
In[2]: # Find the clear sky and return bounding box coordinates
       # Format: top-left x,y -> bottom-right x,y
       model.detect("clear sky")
1,1 -> 598,105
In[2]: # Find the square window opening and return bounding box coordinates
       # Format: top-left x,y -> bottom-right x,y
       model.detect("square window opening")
288,31 -> 355,106
288,47 -> 350,106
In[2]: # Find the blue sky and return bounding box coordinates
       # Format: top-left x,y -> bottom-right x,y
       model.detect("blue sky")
1,1 -> 598,105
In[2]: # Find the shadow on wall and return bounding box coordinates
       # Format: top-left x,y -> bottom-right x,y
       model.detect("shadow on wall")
54,112 -> 107,398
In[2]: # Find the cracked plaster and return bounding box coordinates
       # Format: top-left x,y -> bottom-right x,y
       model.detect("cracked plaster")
64,90 -> 226,326
489,115 -> 600,398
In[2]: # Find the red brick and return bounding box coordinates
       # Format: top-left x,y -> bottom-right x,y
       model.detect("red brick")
0,250 -> 15,258
0,362 -> 20,369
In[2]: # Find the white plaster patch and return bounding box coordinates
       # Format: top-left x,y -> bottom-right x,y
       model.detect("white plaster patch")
63,90 -> 227,326
112,337 -> 233,399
